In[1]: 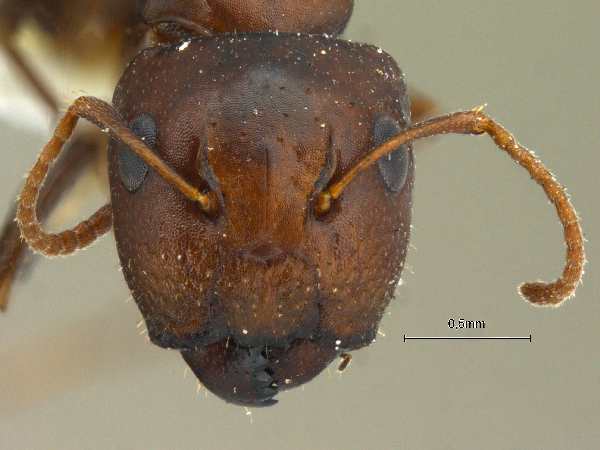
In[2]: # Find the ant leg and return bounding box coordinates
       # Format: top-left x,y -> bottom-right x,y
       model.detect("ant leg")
409,89 -> 436,122
316,109 -> 585,306
0,206 -> 24,311
0,38 -> 59,115
16,96 -> 213,257
0,133 -> 101,310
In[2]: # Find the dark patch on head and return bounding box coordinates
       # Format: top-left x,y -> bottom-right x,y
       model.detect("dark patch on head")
117,113 -> 156,192
373,115 -> 410,193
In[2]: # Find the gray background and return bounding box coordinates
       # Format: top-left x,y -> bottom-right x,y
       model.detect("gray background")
1,1 -> 598,449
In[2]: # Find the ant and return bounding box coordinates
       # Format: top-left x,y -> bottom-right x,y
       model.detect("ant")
4,1 -> 585,407
0,0 -> 432,311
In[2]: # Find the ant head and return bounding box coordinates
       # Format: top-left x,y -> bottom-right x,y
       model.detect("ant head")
143,0 -> 354,42
107,34 -> 412,404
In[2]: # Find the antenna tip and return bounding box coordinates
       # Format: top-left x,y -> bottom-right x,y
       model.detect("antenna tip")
518,281 -> 571,308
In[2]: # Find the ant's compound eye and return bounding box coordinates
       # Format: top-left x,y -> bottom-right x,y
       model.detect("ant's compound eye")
118,113 -> 157,192
373,115 -> 410,193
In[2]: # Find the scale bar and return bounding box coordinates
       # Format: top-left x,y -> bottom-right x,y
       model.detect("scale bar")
403,334 -> 532,342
